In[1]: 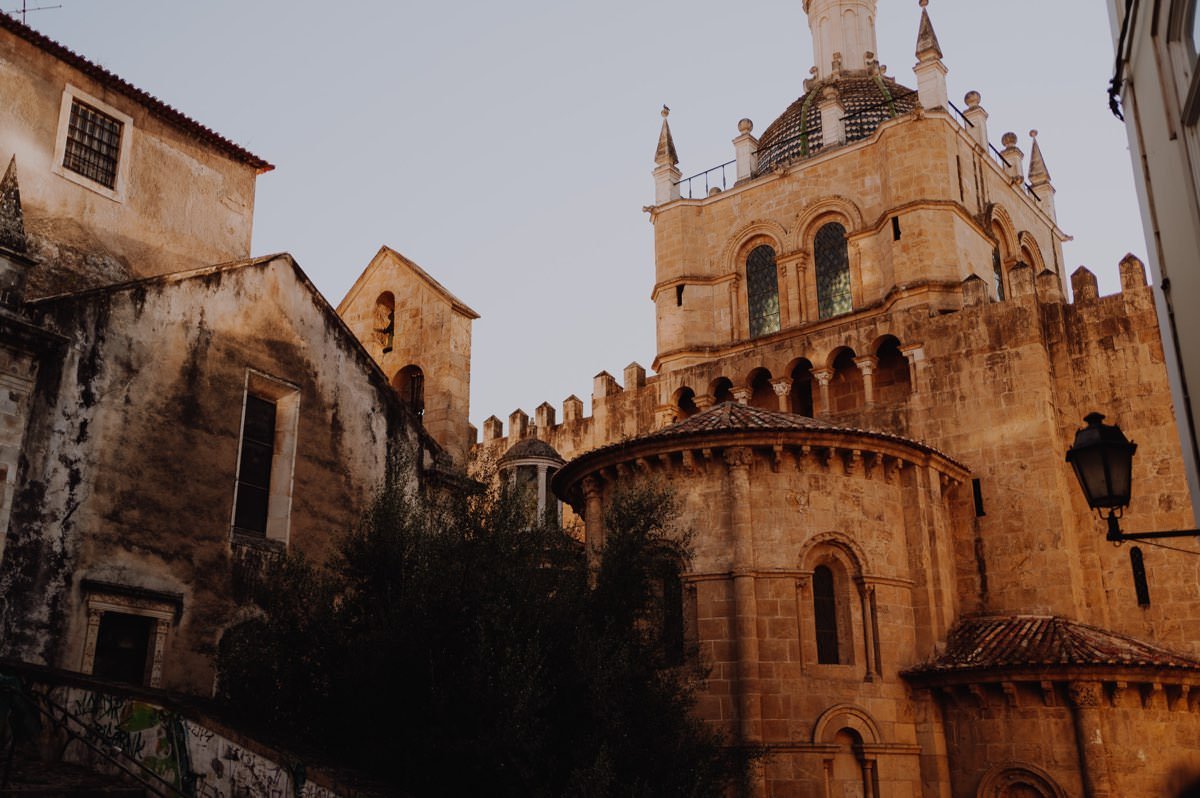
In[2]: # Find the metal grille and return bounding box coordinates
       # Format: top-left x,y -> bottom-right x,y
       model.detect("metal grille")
746,245 -> 780,338
815,223 -> 852,319
63,100 -> 122,189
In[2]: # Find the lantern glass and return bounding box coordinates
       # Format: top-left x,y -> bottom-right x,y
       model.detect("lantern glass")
1066,413 -> 1137,511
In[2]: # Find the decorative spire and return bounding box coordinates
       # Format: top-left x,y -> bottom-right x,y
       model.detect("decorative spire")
1027,129 -> 1051,185
0,156 -> 28,255
915,0 -> 943,62
655,105 -> 678,167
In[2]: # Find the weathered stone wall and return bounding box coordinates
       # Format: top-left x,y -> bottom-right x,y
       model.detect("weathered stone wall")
0,24 -> 261,296
338,247 -> 475,466
0,255 -> 423,693
562,437 -> 968,798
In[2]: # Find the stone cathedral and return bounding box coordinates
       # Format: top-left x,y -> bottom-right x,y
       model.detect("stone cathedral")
469,2 -> 1200,796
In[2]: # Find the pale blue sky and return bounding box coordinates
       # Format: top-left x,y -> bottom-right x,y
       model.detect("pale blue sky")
22,1 -> 1137,429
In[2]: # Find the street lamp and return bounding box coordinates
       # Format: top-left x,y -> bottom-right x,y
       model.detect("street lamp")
1066,413 -> 1200,607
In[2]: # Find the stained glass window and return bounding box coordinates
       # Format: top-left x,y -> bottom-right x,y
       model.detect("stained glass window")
815,223 -> 852,319
993,249 -> 1006,301
746,245 -> 780,338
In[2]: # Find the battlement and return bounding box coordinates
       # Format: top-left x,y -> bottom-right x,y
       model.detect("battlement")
473,255 -> 1154,470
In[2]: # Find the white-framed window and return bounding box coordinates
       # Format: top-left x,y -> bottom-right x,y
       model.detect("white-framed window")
51,85 -> 133,202
231,370 -> 300,547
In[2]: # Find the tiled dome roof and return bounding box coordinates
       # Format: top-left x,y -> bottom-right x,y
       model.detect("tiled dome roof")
755,75 -> 919,174
499,437 -> 565,465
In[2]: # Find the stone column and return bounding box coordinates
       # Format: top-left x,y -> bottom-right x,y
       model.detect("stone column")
150,618 -> 170,688
812,369 -> 833,416
536,464 -> 548,522
81,608 -> 102,674
862,759 -> 877,798
855,356 -> 878,406
772,378 -> 793,413
725,447 -> 762,748
859,581 -> 878,681
1069,681 -> 1115,797
582,476 -> 604,575
900,344 -> 925,395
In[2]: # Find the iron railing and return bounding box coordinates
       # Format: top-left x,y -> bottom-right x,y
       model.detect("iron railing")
674,160 -> 735,199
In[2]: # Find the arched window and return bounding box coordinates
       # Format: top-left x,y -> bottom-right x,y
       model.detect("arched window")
815,223 -> 852,319
711,377 -> 735,405
828,348 -> 864,413
748,369 -> 775,410
746,245 -> 781,338
675,387 -> 698,419
873,337 -> 912,404
374,292 -> 396,352
813,565 -> 840,664
393,365 -> 424,417
992,249 -> 1006,301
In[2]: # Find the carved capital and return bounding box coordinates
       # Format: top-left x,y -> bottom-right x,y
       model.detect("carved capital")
731,387 -> 751,405
853,355 -> 877,375
771,378 -> 793,396
811,368 -> 833,387
724,446 -> 755,470
1069,681 -> 1103,708
581,475 -> 603,502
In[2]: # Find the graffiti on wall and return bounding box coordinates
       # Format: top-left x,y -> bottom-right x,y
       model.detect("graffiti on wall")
55,686 -> 340,798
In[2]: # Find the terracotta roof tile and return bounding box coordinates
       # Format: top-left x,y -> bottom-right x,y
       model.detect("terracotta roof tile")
0,14 -> 272,171
906,616 -> 1200,674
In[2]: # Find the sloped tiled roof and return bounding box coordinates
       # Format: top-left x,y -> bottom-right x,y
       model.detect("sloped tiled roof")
906,616 -> 1200,675
755,75 -> 919,174
0,13 -> 272,171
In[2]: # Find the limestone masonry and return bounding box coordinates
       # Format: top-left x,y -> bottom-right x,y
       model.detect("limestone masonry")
0,2 -> 1198,797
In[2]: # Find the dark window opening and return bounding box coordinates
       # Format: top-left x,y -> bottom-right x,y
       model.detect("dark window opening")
652,565 -> 685,666
711,378 -> 735,405
676,388 -> 698,419
675,285 -> 685,307
374,292 -> 396,354
746,245 -> 781,338
992,249 -> 1006,301
92,612 -> 153,685
891,216 -> 902,241
394,365 -> 425,417
813,565 -> 840,664
64,99 -> 123,189
815,223 -> 852,319
1131,546 -> 1151,607
234,394 -> 276,536
972,478 -> 986,517
790,361 -> 815,416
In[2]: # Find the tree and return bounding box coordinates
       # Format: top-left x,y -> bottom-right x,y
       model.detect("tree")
218,475 -> 750,797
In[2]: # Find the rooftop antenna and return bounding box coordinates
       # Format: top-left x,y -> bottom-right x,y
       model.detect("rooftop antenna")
7,0 -> 63,24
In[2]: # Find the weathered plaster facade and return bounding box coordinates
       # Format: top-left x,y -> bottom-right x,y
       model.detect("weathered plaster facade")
0,254 -> 432,694
0,14 -> 271,297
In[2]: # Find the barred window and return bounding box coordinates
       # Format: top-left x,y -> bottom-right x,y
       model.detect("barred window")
815,223 -> 852,319
63,100 -> 123,189
746,245 -> 781,338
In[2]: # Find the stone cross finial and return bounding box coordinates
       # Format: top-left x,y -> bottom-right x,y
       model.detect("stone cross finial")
0,156 -> 28,255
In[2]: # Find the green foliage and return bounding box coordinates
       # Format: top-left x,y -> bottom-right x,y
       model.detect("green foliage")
217,478 -> 748,797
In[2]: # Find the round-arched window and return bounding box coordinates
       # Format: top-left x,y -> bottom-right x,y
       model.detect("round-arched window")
815,223 -> 852,319
746,245 -> 781,338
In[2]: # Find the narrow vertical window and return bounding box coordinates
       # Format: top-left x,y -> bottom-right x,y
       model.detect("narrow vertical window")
815,223 -> 852,319
234,395 -> 276,536
374,292 -> 396,353
746,245 -> 781,338
992,249 -> 1006,301
813,565 -> 840,664
891,216 -> 902,241
675,285 -> 685,307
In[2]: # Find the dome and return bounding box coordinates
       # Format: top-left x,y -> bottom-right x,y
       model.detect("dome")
754,75 -> 919,175
498,437 -> 565,465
